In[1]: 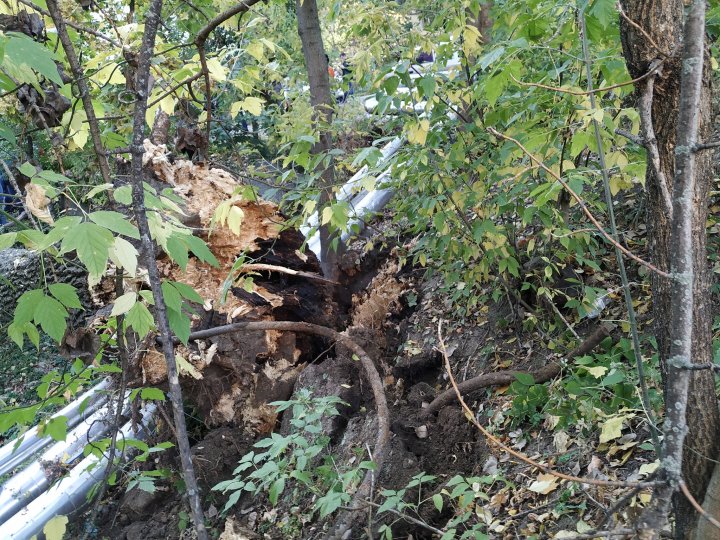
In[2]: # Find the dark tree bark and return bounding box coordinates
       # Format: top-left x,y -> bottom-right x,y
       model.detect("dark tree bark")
296,0 -> 340,281
127,0 -> 208,538
619,1 -> 720,537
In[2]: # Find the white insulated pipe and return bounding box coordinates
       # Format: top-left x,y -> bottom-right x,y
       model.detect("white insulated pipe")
0,396 -> 128,525
0,379 -> 111,478
303,138 -> 403,261
2,404 -> 156,540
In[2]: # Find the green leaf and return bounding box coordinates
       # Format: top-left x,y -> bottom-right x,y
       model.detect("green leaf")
5,33 -> 63,85
15,289 -> 45,324
478,46 -> 505,71
83,183 -> 114,201
165,233 -> 189,270
0,122 -> 16,145
168,309 -> 191,345
432,493 -> 443,512
111,292 -> 137,317
113,185 -> 133,205
7,321 -> 25,348
140,387 -> 165,401
108,237 -> 138,277
418,75 -> 435,99
42,415 -> 68,441
268,477 -> 285,505
89,211 -> 140,239
61,222 -> 113,280
38,170 -> 72,184
383,75 -> 399,95
126,302 -> 155,338
0,229 -> 17,250
42,515 -> 69,540
514,373 -> 535,386
161,281 -> 182,312
18,161 -> 37,178
48,283 -> 82,309
34,295 -> 68,342
184,234 -> 219,267
25,322 -> 40,348
171,281 -> 205,304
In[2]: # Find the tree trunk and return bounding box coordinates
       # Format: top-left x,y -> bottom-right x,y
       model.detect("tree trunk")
296,0 -> 339,281
618,2 -> 720,537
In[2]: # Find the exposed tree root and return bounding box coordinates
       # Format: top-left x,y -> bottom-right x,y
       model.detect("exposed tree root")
171,320 -> 391,536
422,322 -> 616,418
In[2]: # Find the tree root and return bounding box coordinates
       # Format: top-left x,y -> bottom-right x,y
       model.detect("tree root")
421,322 -> 616,418
176,320 -> 391,537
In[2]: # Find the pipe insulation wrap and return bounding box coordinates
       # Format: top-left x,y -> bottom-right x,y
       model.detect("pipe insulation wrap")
2,404 -> 157,540
0,379 -> 111,477
0,395 -> 129,525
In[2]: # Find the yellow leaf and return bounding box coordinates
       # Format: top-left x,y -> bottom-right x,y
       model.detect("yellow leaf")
321,206 -> 332,225
159,94 -> 176,115
43,515 -> 68,540
176,354 -> 202,380
227,205 -> 244,235
91,62 -> 126,85
241,96 -> 264,116
584,365 -> 607,378
66,108 -> 88,149
230,97 -> 265,118
246,41 -> 265,62
205,58 -> 226,82
463,25 -> 483,56
599,415 -> 626,443
407,119 -> 429,145
528,473 -> 559,494
639,460 -> 660,477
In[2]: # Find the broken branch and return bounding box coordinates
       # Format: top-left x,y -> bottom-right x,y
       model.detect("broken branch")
423,322 -> 615,417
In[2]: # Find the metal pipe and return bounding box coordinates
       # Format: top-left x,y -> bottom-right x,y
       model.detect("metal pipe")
0,379 -> 111,477
2,404 -> 156,540
0,396 -> 128,525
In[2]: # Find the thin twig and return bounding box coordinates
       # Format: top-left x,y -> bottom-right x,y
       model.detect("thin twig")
637,59 -> 673,219
236,263 -> 338,284
614,128 -> 645,147
46,0 -> 113,185
617,2 -> 671,58
81,271 -> 130,540
424,322 -> 614,417
510,67 -> 658,96
680,479 -> 720,531
354,499 -> 446,537
126,0 -> 208,536
579,10 -> 660,452
487,127 -> 670,278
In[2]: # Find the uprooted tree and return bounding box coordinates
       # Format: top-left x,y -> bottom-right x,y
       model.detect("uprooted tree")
1,0 -> 720,538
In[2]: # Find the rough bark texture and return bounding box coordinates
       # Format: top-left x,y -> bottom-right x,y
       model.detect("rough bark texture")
619,1 -> 720,537
127,0 -> 208,537
296,0 -> 339,281
0,248 -> 91,324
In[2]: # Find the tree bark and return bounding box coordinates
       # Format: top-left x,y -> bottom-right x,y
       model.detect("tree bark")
619,1 -> 720,537
296,0 -> 339,281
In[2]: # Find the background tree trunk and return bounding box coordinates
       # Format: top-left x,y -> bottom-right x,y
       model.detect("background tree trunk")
619,1 -> 720,537
296,0 -> 339,281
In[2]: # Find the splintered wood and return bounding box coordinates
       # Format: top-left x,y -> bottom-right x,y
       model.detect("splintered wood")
136,141 -> 335,429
